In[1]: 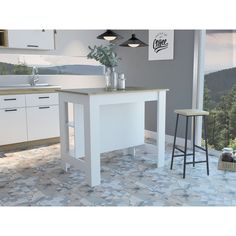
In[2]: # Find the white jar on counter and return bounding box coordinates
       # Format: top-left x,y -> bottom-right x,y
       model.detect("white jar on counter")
118,73 -> 126,90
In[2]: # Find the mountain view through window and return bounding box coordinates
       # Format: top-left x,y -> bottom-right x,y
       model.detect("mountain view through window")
204,30 -> 236,150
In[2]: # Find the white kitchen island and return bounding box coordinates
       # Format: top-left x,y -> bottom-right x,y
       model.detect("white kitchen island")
58,87 -> 169,187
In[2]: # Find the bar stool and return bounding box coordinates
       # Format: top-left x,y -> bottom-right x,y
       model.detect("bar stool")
170,109 -> 210,178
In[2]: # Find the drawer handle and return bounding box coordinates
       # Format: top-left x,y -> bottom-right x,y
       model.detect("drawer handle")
39,106 -> 50,109
38,96 -> 50,99
5,109 -> 17,112
27,44 -> 39,48
4,98 -> 16,101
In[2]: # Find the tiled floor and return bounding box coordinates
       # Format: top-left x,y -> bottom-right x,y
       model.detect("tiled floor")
0,141 -> 235,206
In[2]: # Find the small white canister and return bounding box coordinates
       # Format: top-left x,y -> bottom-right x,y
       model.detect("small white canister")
118,73 -> 126,90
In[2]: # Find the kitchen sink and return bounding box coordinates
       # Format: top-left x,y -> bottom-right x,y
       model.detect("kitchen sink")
0,83 -> 50,88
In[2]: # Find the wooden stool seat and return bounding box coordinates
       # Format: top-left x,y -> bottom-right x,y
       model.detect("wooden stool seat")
175,109 -> 209,116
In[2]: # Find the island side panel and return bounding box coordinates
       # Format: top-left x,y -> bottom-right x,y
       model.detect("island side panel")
100,102 -> 145,153
74,104 -> 85,158
59,93 -> 70,171
156,90 -> 167,167
84,96 -> 101,186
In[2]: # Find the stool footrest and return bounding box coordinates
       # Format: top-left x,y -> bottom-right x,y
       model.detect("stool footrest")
194,144 -> 206,151
173,153 -> 194,157
185,160 -> 207,165
175,147 -> 185,153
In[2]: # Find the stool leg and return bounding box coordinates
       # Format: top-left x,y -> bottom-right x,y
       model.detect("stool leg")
193,116 -> 196,167
171,114 -> 179,170
183,116 -> 189,178
203,116 -> 209,175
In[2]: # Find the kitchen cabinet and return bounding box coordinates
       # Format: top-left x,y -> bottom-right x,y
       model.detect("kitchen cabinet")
0,94 -> 27,145
26,93 -> 59,141
7,30 -> 55,50
0,106 -> 27,146
27,105 -> 59,141
0,92 -> 59,146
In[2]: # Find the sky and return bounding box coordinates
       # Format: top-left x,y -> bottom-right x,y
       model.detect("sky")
205,30 -> 236,74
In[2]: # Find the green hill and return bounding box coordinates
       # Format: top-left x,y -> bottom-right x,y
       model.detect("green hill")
205,67 -> 236,103
0,62 -> 103,75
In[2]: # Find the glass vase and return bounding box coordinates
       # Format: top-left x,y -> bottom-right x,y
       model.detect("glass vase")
110,67 -> 118,90
105,67 -> 118,91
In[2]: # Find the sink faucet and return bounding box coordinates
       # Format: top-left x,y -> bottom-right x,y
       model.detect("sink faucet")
30,66 -> 39,86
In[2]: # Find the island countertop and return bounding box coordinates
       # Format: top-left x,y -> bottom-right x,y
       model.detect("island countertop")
58,87 -> 169,96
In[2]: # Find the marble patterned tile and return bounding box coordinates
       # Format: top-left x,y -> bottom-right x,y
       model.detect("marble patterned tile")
0,141 -> 236,206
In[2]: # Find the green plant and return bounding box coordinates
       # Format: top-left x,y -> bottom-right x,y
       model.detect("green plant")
12,63 -> 32,75
0,64 -> 8,75
203,83 -> 236,150
229,138 -> 236,150
87,44 -> 121,68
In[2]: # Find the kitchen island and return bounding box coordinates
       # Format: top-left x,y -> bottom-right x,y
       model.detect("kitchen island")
58,87 -> 169,186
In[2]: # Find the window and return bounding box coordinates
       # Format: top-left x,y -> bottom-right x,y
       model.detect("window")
0,54 -> 104,75
204,30 -> 236,150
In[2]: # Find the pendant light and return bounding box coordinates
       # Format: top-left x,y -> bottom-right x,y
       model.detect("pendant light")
119,33 -> 148,48
97,30 -> 123,41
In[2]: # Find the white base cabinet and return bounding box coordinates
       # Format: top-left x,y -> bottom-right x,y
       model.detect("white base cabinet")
27,105 -> 59,141
0,108 -> 27,145
0,92 -> 59,146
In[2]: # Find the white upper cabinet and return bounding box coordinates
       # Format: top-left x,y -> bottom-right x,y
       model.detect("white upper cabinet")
7,30 -> 55,50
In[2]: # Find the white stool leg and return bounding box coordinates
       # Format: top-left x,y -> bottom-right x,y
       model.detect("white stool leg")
63,162 -> 71,172
128,147 -> 136,156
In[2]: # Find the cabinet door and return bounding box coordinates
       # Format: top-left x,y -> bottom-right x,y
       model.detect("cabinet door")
8,30 -> 54,50
26,105 -> 59,141
0,108 -> 27,145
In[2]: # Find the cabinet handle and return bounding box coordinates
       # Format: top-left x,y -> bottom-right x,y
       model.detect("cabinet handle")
38,96 -> 49,99
4,98 -> 16,101
5,109 -> 17,112
39,106 -> 50,109
27,44 -> 39,48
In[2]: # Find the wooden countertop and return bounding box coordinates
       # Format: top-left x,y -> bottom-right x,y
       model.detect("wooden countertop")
59,87 -> 169,96
0,85 -> 61,95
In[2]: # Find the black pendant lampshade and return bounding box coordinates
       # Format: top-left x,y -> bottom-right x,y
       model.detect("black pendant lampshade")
97,30 -> 123,41
119,34 -> 148,48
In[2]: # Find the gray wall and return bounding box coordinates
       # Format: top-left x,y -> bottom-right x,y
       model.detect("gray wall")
115,30 -> 195,137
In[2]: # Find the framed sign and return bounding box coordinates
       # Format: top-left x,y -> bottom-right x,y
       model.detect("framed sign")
148,30 -> 174,61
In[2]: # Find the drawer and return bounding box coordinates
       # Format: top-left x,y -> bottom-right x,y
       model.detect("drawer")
0,94 -> 26,109
26,93 -> 58,107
